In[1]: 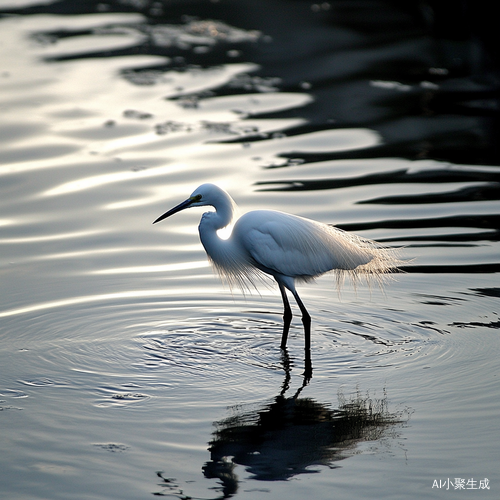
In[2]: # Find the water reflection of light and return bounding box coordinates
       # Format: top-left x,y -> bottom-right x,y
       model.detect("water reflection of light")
43,163 -> 187,196
37,33 -> 148,58
104,195 -> 165,210
28,245 -> 199,262
271,128 -> 380,152
92,260 -> 208,274
0,229 -> 103,244
0,288 -> 219,319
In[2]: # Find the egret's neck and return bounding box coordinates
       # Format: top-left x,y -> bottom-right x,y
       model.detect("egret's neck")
198,193 -> 237,266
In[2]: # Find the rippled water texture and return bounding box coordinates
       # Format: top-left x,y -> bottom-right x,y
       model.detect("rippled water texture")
1,1 -> 499,499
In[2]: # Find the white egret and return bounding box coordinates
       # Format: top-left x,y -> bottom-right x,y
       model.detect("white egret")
153,183 -> 401,353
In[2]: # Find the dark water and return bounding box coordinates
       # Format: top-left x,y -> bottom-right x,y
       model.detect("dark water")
1,1 -> 499,499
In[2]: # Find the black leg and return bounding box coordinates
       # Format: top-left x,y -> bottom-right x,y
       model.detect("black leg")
278,283 -> 292,349
292,290 -> 311,353
303,349 -> 313,381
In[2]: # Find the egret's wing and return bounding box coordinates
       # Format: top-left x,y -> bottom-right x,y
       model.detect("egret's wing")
236,210 -> 378,279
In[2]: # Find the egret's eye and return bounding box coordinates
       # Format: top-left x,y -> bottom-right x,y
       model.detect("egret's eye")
193,194 -> 202,202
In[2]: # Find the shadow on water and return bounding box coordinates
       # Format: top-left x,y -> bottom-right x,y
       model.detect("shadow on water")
155,352 -> 408,499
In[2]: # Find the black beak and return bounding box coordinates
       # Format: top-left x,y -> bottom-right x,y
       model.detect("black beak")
153,198 -> 193,224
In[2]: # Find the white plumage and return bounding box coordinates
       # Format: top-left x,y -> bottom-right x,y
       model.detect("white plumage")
154,183 -> 401,355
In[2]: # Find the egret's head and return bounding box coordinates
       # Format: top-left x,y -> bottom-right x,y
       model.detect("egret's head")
153,183 -> 229,224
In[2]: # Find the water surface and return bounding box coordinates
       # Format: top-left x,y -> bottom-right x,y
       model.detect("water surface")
1,1 -> 499,499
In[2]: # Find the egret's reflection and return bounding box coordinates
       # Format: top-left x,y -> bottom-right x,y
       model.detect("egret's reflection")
202,352 -> 407,497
